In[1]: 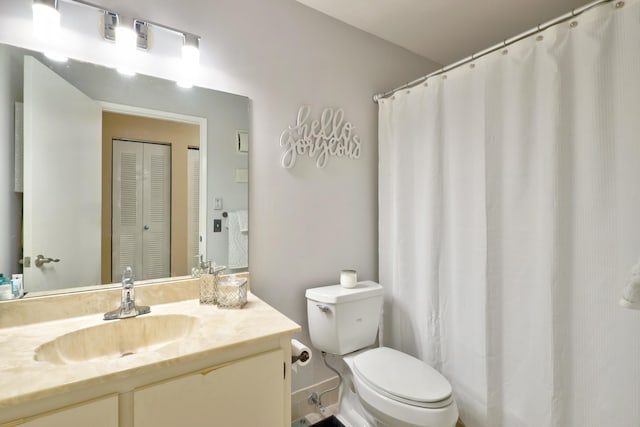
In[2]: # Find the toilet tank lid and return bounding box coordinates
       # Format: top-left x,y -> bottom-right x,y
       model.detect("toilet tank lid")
305,281 -> 383,304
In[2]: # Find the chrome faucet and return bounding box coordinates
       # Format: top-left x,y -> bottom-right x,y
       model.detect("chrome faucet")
104,267 -> 151,320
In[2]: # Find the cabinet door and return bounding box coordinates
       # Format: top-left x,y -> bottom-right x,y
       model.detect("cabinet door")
134,349 -> 285,427
3,394 -> 118,427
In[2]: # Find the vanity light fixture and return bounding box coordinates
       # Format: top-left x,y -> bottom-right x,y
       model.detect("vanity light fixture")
104,12 -> 148,52
103,12 -> 146,76
176,34 -> 200,88
111,14 -> 137,76
32,0 -> 202,86
182,33 -> 200,66
114,15 -> 137,52
32,0 -> 61,41
33,0 -> 68,62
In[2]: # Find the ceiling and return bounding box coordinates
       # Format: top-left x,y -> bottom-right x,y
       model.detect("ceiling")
296,0 -> 592,66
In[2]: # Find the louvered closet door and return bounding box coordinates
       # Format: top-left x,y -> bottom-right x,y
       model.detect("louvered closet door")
112,141 -> 143,280
112,140 -> 171,281
187,148 -> 200,271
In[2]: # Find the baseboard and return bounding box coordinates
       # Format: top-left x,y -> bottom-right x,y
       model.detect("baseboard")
291,376 -> 340,421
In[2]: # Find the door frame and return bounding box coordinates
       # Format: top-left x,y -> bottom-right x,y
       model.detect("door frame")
99,102 -> 208,278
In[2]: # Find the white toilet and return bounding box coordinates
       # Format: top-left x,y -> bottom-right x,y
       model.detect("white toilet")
305,281 -> 458,427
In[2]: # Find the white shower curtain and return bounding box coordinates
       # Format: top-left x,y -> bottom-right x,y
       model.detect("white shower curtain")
378,2 -> 640,426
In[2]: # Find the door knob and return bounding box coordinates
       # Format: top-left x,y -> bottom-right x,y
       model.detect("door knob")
35,255 -> 60,268
143,225 -> 150,230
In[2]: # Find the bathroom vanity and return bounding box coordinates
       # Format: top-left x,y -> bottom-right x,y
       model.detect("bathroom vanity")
0,277 -> 300,427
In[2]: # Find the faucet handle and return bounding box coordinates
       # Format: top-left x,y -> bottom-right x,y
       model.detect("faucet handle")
122,266 -> 135,288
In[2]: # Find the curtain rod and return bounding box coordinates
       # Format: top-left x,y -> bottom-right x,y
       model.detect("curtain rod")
373,0 -> 617,103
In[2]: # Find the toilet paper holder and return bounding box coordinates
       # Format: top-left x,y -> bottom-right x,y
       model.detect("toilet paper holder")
291,351 -> 310,365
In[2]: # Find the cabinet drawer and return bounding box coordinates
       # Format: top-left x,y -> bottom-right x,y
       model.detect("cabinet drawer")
134,349 -> 285,427
1,394 -> 118,427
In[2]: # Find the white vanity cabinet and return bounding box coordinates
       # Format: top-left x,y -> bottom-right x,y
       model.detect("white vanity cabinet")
134,349 -> 285,427
1,395 -> 118,427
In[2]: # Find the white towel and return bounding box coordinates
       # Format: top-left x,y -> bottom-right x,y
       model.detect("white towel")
227,210 -> 248,269
620,258 -> 640,309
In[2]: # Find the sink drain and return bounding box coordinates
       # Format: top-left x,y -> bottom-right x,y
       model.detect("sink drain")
120,352 -> 135,358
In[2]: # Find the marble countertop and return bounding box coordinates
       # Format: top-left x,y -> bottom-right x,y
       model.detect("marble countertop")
0,292 -> 300,409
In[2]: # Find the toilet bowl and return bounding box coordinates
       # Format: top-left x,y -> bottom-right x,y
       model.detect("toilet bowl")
305,281 -> 458,427
343,347 -> 458,427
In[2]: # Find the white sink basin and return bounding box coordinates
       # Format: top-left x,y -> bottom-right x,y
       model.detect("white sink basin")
34,314 -> 199,365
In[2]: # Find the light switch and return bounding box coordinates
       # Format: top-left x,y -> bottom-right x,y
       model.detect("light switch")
214,198 -> 223,210
236,130 -> 249,153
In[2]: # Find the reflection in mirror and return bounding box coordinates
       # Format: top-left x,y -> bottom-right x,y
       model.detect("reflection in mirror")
0,43 -> 249,297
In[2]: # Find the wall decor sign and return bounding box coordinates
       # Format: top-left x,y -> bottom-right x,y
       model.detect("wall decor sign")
280,105 -> 361,168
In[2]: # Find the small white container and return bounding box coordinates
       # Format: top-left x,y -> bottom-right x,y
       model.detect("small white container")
340,270 -> 358,288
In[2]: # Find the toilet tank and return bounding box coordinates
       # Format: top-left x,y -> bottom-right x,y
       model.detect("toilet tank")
305,281 -> 384,355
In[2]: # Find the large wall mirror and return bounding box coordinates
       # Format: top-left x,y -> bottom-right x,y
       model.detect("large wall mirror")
0,42 -> 249,297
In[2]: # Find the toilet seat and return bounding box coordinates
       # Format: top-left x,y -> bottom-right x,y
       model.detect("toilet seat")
352,347 -> 454,409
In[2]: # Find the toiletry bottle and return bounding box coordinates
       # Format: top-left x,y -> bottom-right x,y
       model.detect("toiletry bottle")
12,274 -> 23,298
0,274 -> 12,300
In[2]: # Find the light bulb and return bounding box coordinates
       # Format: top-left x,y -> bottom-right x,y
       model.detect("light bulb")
182,45 -> 199,66
182,34 -> 200,66
32,0 -> 60,42
115,15 -> 136,52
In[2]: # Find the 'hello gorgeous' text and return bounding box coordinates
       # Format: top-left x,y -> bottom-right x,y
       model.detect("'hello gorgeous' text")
280,106 -> 361,168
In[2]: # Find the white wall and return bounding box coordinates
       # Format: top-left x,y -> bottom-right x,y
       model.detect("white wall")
0,0 -> 439,390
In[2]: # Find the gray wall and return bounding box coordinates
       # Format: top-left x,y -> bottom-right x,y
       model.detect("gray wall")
0,0 -> 439,390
